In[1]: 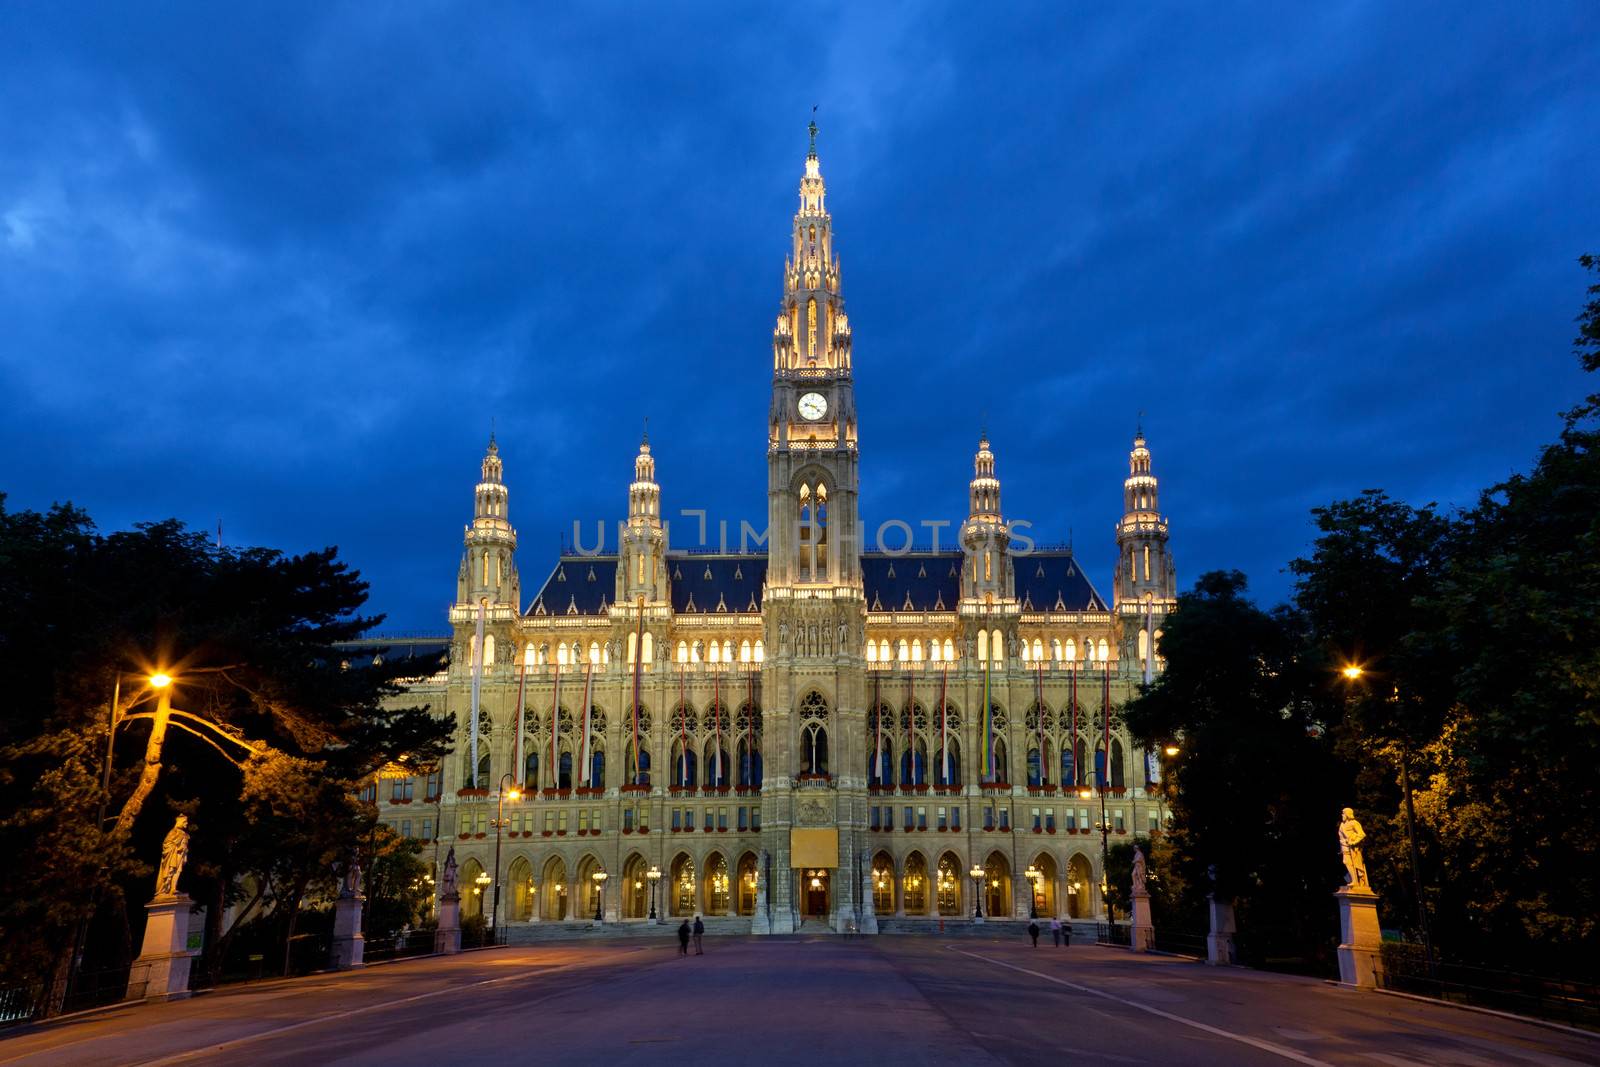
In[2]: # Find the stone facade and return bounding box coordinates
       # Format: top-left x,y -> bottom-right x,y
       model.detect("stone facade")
373,130 -> 1179,933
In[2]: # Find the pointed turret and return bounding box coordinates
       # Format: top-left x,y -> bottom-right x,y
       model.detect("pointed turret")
457,432 -> 519,608
772,122 -> 851,373
617,428 -> 669,608
961,433 -> 1014,607
1115,428 -> 1176,677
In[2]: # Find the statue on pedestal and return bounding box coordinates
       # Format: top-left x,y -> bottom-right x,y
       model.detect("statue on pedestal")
1131,845 -> 1148,894
155,814 -> 191,897
340,853 -> 363,899
1339,807 -> 1368,888
441,845 -> 460,898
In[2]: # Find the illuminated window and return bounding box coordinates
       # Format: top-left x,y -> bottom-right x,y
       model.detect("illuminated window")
708,640 -> 720,663
879,639 -> 891,661
557,642 -> 570,667
754,640 -> 765,663
1098,638 -> 1109,661
1051,638 -> 1062,661
1020,641 -> 1030,663
977,629 -> 988,663
897,639 -> 909,662
483,635 -> 495,666
866,640 -> 878,663
677,641 -> 688,664
807,298 -> 817,357
723,640 -> 733,662
740,639 -> 751,663
1064,638 -> 1076,663
627,632 -> 637,664
1032,638 -> 1043,661
642,632 -> 653,664
943,638 -> 954,661
991,631 -> 1004,662
1143,544 -> 1152,581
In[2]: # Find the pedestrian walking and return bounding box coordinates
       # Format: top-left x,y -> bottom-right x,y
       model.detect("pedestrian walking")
1028,921 -> 1041,947
693,915 -> 705,955
1050,917 -> 1062,947
677,920 -> 690,956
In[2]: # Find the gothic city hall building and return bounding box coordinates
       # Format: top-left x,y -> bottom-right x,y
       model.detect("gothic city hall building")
375,132 -> 1179,934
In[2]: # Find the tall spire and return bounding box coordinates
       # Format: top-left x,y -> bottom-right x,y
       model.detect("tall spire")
772,122 -> 851,373
969,433 -> 1002,521
629,428 -> 659,525
458,433 -> 518,607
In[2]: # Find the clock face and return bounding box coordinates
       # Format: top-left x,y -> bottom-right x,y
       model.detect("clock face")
798,392 -> 828,421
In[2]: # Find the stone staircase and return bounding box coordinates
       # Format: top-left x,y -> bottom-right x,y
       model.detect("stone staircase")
502,917 -> 752,944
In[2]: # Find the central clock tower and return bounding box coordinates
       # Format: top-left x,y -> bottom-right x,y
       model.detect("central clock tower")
761,124 -> 869,935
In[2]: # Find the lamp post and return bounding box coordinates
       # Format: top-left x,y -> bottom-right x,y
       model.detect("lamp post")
474,870 -> 491,927
969,865 -> 985,919
490,772 -> 521,931
647,865 -> 662,921
592,868 -> 608,922
1024,865 -> 1040,919
1340,664 -> 1435,976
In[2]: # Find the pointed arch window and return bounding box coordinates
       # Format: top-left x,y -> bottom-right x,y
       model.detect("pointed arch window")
807,298 -> 817,357
677,640 -> 689,664
897,638 -> 909,662
753,640 -> 765,663
943,638 -> 955,661
642,632 -> 654,664
977,629 -> 988,663
990,631 -> 1004,663
1098,638 -> 1110,661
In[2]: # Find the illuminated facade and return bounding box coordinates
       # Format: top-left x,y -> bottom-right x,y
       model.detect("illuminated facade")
377,129 -> 1178,933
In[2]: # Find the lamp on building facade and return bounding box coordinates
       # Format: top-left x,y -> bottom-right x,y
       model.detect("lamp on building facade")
647,865 -> 662,920
1024,865 -> 1041,919
969,865 -> 984,919
592,868 -> 608,922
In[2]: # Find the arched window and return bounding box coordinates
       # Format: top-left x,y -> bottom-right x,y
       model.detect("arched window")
677,640 -> 688,664
977,629 -> 988,662
866,640 -> 878,663
671,740 -> 698,788
807,297 -> 817,357
557,642 -> 570,666
754,640 -> 765,662
740,639 -> 752,663
943,638 -> 955,661
1031,638 -> 1043,661
642,632 -> 654,663
590,641 -> 602,665
691,640 -> 703,663
1110,738 -> 1126,789
897,638 -> 909,662
708,640 -> 720,664
900,740 -> 927,786
1020,640 -> 1030,663
935,736 -> 961,787
879,638 -> 891,661
738,735 -> 763,789
991,630 -> 1004,663
1095,744 -> 1107,789
627,631 -> 638,665
936,854 -> 961,916
928,640 -> 940,662
798,691 -> 830,777
722,639 -> 733,662
1027,746 -> 1043,788
589,744 -> 605,789
869,736 -> 894,787
1064,638 -> 1076,663
1098,638 -> 1110,661
1138,628 -> 1149,665
704,739 -> 730,789
992,736 -> 1009,785
904,852 -> 930,914
465,750 -> 491,791
558,750 -> 573,790
483,634 -> 496,666
911,640 -> 924,663
523,747 -> 538,791
626,740 -> 651,787
524,644 -> 536,668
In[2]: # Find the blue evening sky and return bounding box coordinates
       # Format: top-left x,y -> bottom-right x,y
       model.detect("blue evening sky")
3,4 -> 1596,633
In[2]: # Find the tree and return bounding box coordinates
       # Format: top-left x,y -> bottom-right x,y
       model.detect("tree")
0,504 -> 453,1003
1123,571 -> 1347,972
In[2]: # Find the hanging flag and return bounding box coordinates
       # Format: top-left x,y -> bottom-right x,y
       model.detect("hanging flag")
972,643 -> 985,783
513,655 -> 528,788
713,668 -> 723,786
746,670 -> 756,787
470,601 -> 485,789
677,662 -> 689,785
578,658 -> 595,785
872,673 -> 882,784
550,652 -> 562,788
905,668 -> 916,786
1036,661 -> 1045,787
1143,604 -> 1155,686
1069,666 -> 1078,789
1102,664 -> 1111,792
632,608 -> 644,786
938,664 -> 949,783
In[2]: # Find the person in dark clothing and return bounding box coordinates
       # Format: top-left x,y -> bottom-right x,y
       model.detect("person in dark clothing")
1050,917 -> 1063,946
1028,921 -> 1041,947
693,915 -> 705,955
677,920 -> 690,956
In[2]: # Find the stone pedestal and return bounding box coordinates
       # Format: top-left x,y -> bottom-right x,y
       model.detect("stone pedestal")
330,893 -> 365,970
1336,886 -> 1384,988
126,894 -> 197,1002
1130,888 -> 1155,952
752,877 -> 771,934
859,873 -> 878,935
435,892 -> 462,955
1206,894 -> 1237,965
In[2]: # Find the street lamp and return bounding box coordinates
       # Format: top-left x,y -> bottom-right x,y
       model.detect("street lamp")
474,870 -> 491,920
1339,661 -> 1434,976
490,773 -> 521,931
647,865 -> 662,921
592,868 -> 608,922
969,865 -> 985,919
1024,865 -> 1041,919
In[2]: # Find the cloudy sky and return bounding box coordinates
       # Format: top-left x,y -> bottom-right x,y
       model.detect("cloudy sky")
3,3 -> 1596,633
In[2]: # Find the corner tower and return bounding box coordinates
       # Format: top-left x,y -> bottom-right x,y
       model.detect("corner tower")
1114,428 -> 1176,679
457,433 -> 519,610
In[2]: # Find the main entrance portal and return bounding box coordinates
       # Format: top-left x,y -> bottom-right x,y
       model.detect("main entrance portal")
801,869 -> 830,920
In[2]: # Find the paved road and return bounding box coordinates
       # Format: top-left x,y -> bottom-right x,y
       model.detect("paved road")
2,938 -> 1595,1066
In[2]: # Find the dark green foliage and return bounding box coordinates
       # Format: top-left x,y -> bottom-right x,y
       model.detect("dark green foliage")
0,502 -> 453,996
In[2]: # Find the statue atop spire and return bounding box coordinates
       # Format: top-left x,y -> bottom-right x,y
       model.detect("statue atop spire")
808,105 -> 818,158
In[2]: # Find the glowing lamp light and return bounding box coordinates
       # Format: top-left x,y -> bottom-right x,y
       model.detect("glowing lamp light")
149,673 -> 173,689
507,788 -> 522,801
1163,745 -> 1180,757
1342,665 -> 1364,680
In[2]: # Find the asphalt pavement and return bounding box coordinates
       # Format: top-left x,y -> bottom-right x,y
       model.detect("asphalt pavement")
1,936 -> 1594,1066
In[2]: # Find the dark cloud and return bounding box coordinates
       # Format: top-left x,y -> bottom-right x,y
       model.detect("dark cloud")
2,2 -> 1596,630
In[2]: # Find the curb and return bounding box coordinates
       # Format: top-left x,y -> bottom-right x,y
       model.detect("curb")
1370,986 -> 1600,1041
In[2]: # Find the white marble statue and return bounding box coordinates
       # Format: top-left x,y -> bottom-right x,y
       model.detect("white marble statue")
441,845 -> 459,897
1339,807 -> 1368,887
155,814 -> 191,897
1131,845 -> 1148,894
341,854 -> 363,898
